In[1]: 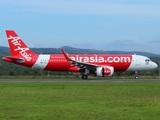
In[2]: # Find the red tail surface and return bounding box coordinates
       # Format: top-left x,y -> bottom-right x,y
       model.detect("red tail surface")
6,30 -> 35,61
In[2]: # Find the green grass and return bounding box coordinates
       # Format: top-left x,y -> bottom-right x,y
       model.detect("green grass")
0,82 -> 160,120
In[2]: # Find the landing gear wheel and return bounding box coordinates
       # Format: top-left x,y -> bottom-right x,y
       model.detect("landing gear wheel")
135,71 -> 139,79
82,74 -> 88,80
135,76 -> 139,79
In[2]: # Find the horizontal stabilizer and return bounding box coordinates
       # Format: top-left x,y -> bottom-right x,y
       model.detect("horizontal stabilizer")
3,56 -> 25,63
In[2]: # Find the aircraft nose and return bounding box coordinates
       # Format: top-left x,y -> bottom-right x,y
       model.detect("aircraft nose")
152,62 -> 158,69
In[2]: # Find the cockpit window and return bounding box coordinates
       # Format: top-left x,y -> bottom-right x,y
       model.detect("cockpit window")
145,59 -> 150,62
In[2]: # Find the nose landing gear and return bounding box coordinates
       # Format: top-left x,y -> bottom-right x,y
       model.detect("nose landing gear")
135,71 -> 139,79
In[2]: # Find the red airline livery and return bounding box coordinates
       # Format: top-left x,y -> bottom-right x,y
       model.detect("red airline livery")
3,30 -> 157,79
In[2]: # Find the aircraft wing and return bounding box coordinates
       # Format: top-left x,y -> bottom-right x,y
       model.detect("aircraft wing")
61,49 -> 99,70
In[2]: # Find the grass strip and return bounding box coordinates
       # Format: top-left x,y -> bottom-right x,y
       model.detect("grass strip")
0,82 -> 160,120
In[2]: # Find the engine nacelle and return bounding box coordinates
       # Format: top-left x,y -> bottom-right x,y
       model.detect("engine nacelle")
96,66 -> 114,77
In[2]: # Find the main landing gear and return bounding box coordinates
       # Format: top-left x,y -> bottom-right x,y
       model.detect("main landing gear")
135,71 -> 139,79
82,68 -> 89,80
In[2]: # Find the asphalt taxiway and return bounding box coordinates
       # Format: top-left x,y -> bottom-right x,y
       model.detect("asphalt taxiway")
0,79 -> 160,82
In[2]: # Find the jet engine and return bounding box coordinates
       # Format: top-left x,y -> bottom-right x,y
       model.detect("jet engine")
96,66 -> 114,77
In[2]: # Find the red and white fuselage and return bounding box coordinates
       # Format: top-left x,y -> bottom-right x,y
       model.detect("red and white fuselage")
3,30 -> 157,79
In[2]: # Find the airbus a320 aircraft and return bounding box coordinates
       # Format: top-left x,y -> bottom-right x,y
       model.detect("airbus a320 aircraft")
3,30 -> 158,79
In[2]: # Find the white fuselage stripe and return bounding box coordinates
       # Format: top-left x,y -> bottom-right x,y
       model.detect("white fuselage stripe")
32,55 -> 50,69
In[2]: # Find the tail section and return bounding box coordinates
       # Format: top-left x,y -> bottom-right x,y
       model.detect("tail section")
6,30 -> 35,61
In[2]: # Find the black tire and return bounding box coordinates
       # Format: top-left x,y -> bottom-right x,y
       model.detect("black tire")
82,74 -> 88,80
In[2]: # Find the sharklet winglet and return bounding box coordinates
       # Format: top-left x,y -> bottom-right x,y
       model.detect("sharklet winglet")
61,49 -> 71,61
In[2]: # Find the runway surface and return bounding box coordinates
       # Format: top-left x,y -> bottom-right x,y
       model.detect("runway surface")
0,79 -> 160,82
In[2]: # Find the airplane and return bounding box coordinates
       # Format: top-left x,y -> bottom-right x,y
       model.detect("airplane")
2,30 -> 158,79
